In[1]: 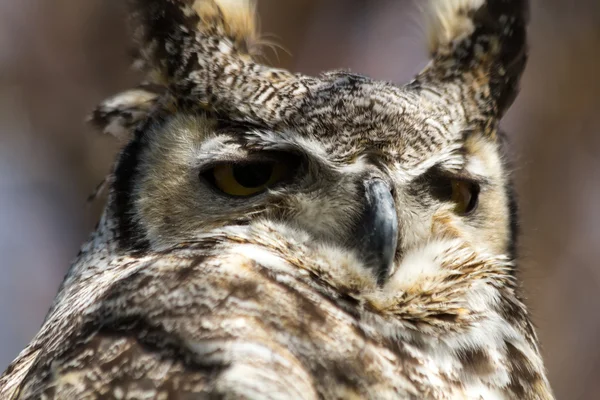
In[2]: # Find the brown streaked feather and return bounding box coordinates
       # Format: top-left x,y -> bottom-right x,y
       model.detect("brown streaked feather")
5,219 -> 552,399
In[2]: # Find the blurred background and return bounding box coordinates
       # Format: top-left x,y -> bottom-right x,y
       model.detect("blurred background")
0,0 -> 598,398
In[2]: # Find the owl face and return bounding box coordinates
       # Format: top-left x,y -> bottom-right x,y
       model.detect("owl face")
118,72 -> 513,287
93,0 -> 528,290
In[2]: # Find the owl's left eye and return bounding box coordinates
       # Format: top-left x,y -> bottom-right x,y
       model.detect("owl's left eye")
202,160 -> 291,197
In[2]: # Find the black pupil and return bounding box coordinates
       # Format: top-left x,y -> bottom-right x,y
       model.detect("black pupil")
232,163 -> 274,188
465,183 -> 479,213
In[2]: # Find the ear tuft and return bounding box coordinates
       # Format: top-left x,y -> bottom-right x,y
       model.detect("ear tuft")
421,0 -> 530,119
196,0 -> 259,54
129,0 -> 259,85
426,0 -> 485,56
92,0 -> 301,135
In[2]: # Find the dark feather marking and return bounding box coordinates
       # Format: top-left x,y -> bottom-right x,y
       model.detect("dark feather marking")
456,347 -> 495,375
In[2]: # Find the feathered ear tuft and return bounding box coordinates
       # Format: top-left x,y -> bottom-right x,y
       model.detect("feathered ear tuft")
89,0 -> 271,138
420,0 -> 530,120
426,0 -> 486,55
194,0 -> 259,54
129,0 -> 259,86
89,0 -> 301,130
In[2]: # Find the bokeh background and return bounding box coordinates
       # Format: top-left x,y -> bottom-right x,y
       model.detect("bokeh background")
1,0 -> 599,398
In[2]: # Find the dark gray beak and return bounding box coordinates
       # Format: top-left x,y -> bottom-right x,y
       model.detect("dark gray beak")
354,179 -> 398,285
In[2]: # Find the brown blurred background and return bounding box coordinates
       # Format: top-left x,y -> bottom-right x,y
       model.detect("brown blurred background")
0,1 -> 598,398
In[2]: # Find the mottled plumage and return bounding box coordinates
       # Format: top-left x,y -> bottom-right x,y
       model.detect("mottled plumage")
1,0 -> 553,398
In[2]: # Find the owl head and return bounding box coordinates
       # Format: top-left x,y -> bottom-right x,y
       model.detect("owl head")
93,0 -> 527,291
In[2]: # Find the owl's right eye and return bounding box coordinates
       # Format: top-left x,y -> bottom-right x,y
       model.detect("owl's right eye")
201,154 -> 300,197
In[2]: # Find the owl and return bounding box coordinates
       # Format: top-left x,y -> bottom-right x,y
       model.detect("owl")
0,0 -> 554,399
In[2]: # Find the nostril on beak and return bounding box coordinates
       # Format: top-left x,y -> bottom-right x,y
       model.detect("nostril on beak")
354,179 -> 398,285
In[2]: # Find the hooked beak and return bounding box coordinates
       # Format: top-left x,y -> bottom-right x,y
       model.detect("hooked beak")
354,179 -> 398,285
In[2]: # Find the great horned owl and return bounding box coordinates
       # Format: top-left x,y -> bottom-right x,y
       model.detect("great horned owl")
0,0 -> 553,398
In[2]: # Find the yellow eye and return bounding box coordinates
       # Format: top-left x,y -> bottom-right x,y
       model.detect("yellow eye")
451,180 -> 479,215
210,161 -> 288,197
